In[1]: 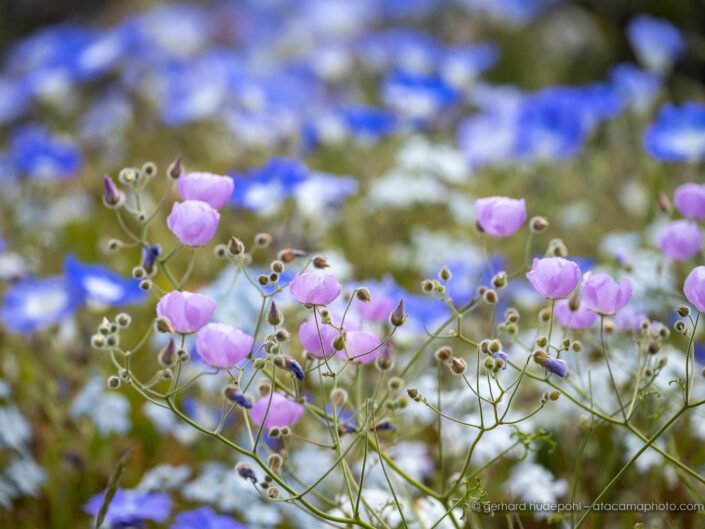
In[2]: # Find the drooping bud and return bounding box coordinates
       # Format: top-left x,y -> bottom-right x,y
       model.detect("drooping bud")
236,463 -> 257,484
223,385 -> 253,408
283,355 -> 304,381
155,317 -> 174,334
268,454 -> 283,474
356,288 -> 372,303
434,346 -> 453,362
657,192 -> 672,215
530,216 -> 550,233
141,244 -> 161,274
439,266 -> 451,281
407,387 -> 420,401
390,300 -> 407,327
312,255 -> 330,269
548,238 -> 568,258
330,388 -> 348,407
449,357 -> 467,375
277,248 -> 306,263
375,342 -> 394,371
102,175 -> 123,208
676,305 -> 690,318
267,301 -> 283,326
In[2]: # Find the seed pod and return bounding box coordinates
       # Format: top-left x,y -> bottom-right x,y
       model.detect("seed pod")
313,255 -> 330,269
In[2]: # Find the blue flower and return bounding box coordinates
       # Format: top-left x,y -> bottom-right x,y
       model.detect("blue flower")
382,71 -> 459,122
627,15 -> 685,73
0,276 -> 83,334
542,357 -> 568,378
457,0 -> 562,24
645,103 -> 705,162
230,159 -> 308,213
0,77 -> 30,126
64,255 -> 145,308
609,63 -> 661,113
339,105 -> 398,142
84,489 -> 171,528
171,507 -> 248,529
439,44 -> 499,87
10,125 -> 82,180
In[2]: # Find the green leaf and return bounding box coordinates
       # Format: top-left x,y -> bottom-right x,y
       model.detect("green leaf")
94,451 -> 130,529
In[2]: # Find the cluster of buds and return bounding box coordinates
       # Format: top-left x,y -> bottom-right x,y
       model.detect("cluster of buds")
497,307 -> 520,335
480,339 -> 508,374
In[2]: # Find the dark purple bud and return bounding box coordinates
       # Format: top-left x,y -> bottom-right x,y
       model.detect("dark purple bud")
283,355 -> 304,381
236,463 -> 257,484
338,423 -> 357,435
390,299 -> 407,327
141,244 -> 161,274
371,421 -> 397,433
167,156 -> 183,180
267,301 -> 283,326
224,385 -> 253,409
103,175 -> 122,208
542,357 -> 568,378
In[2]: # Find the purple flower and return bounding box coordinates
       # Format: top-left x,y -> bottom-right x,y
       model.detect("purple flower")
542,357 -> 568,377
156,291 -> 215,333
167,200 -> 220,247
298,319 -> 339,358
526,257 -> 581,299
356,295 -> 395,322
582,272 -> 632,315
84,489 -> 171,528
674,183 -> 705,220
554,299 -> 597,329
684,266 -> 705,312
178,172 -> 234,209
195,323 -> 254,368
289,273 -> 342,305
614,305 -> 648,332
659,220 -> 702,261
474,196 -> 526,238
250,392 -> 305,429
171,506 -> 247,529
345,330 -> 381,364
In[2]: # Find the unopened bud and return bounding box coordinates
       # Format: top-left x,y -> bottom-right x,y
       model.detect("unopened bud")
548,239 -> 568,258
657,192 -> 672,214
530,216 -> 550,233
439,266 -> 451,281
356,288 -> 372,302
330,388 -> 348,407
102,175 -> 123,208
277,248 -> 305,263
449,357 -> 467,375
267,301 -> 283,326
167,156 -> 183,180
255,233 -> 272,248
158,339 -> 178,367
155,317 -> 174,333
676,305 -> 690,318
434,346 -> 453,362
390,300 -> 407,327
313,255 -> 330,269
228,236 -> 245,256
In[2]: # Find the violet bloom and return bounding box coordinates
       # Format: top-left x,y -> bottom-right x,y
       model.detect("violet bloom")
171,506 -> 247,529
345,330 -> 381,364
674,183 -> 705,220
554,299 -> 597,329
684,266 -> 705,312
659,220 -> 701,261
178,172 -> 234,209
299,319 -> 339,357
542,357 -> 568,378
582,272 -> 632,315
289,273 -> 342,305
614,305 -> 648,332
167,200 -> 220,247
157,291 -> 216,333
250,392 -> 305,429
84,489 -> 171,528
357,295 -> 395,322
526,257 -> 580,299
474,196 -> 527,238
195,323 -> 254,368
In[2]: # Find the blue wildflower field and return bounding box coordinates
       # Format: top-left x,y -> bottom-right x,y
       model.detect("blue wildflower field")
1,1 -> 705,528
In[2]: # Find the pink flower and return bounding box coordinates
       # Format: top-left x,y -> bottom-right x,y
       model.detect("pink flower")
167,200 -> 220,246
356,295 -> 395,322
684,266 -> 705,312
674,183 -> 705,220
178,172 -> 234,209
659,220 -> 701,261
554,299 -> 597,329
298,319 -> 339,358
289,273 -> 342,305
474,196 -> 527,238
250,392 -> 305,429
582,272 -> 632,315
344,330 -> 381,364
526,257 -> 581,299
195,323 -> 254,368
156,291 -> 216,333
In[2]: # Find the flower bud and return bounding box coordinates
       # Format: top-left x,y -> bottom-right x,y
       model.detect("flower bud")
267,487 -> 280,499
676,305 -> 690,318
356,288 -> 372,302
277,248 -> 305,263
657,192 -> 672,214
489,339 -> 501,353
434,346 -> 453,362
421,280 -> 434,292
116,313 -> 132,328
505,308 -> 519,323
492,271 -> 508,289
530,216 -> 550,233
214,244 -> 228,259
268,454 -> 283,474
449,357 -> 467,375
536,336 -> 548,348
258,275 -> 269,286
269,427 -> 281,438
158,339 -> 178,368
271,260 -> 285,273
548,238 -> 568,258
275,330 -> 290,342
253,358 -> 267,370
107,239 -> 123,252
223,385 -> 253,408
548,390 -> 561,401
267,301 -> 283,326
313,255 -> 331,269
330,388 -> 348,407
91,334 -> 106,349
167,156 -> 183,180
333,334 -> 346,351
571,341 -> 582,352
228,236 -> 245,256
439,266 -> 451,281
236,463 -> 257,484
255,233 -> 272,248
390,300 -> 407,327
118,167 -> 139,185
387,377 -> 403,392
483,289 -> 498,304
155,317 -> 174,334
139,279 -> 152,291
407,387 -> 420,401
107,376 -> 121,389
102,175 -> 123,208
